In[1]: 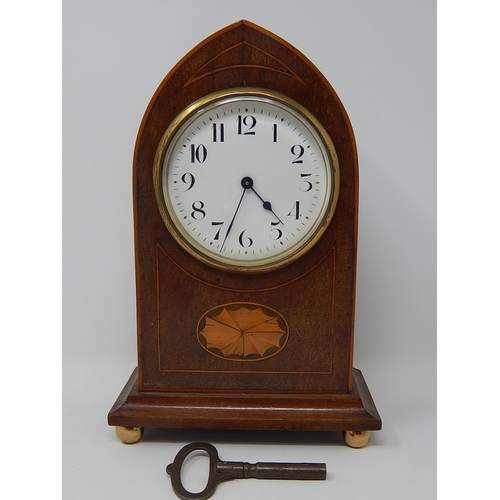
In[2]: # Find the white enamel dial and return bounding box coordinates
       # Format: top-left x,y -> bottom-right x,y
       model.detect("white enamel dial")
154,88 -> 339,273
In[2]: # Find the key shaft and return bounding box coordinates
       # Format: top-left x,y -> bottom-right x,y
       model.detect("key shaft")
217,461 -> 326,480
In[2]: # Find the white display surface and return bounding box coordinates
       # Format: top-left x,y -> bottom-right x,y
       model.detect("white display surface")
63,1 -> 436,499
158,91 -> 336,270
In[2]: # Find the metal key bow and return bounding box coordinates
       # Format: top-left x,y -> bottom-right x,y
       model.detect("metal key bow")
166,442 -> 327,500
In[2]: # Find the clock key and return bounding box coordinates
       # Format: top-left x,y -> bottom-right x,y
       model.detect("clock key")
166,442 -> 326,500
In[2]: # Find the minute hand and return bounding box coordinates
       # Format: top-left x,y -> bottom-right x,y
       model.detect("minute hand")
220,187 -> 246,252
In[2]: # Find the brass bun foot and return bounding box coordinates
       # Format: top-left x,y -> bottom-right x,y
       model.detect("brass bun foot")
343,430 -> 371,448
115,426 -> 144,444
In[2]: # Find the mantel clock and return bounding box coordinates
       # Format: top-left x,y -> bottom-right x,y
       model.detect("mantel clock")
108,20 -> 381,448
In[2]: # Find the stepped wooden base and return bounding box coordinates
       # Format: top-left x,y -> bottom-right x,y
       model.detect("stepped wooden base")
108,367 -> 381,445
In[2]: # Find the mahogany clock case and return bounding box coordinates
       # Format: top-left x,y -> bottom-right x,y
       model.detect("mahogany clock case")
108,21 -> 381,434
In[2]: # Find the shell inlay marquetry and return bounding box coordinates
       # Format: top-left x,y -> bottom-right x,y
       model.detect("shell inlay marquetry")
197,303 -> 289,361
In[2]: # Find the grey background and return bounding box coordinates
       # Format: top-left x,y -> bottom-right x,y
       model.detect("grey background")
63,1 -> 436,498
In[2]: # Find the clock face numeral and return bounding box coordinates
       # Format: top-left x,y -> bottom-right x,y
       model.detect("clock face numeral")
190,144 -> 207,163
237,115 -> 257,135
300,173 -> 313,192
238,230 -> 253,248
212,123 -> 225,142
211,221 -> 224,240
181,172 -> 195,191
291,145 -> 305,164
158,91 -> 338,271
287,201 -> 300,220
270,221 -> 283,240
191,201 -> 206,220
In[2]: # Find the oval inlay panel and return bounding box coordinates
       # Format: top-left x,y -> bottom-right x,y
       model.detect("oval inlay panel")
197,303 -> 289,361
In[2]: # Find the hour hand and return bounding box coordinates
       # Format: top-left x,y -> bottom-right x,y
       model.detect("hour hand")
255,192 -> 283,224
241,177 -> 284,224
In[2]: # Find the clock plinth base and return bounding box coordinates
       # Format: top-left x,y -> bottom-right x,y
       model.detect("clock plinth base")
108,368 -> 381,443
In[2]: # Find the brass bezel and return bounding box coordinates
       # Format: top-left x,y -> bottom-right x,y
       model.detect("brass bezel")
153,87 -> 340,274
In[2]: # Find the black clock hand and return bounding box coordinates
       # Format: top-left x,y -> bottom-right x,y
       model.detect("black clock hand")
251,187 -> 284,224
220,185 -> 247,252
242,177 -> 284,224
